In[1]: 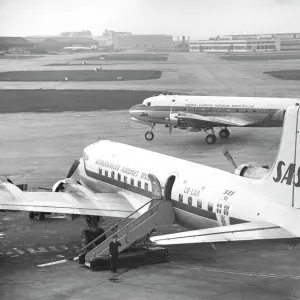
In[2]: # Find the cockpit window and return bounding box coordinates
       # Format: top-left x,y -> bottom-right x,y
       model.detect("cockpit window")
131,104 -> 146,109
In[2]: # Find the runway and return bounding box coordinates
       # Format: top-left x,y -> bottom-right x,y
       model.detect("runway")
0,51 -> 300,299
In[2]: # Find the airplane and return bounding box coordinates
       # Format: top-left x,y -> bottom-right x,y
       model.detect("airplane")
1,106 -> 300,259
62,45 -> 97,52
129,94 -> 300,144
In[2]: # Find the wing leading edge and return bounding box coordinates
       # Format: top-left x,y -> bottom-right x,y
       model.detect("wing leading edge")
150,221 -> 295,245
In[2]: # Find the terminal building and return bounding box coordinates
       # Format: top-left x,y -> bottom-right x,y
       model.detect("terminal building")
114,34 -> 174,49
0,37 -> 32,52
189,33 -> 300,53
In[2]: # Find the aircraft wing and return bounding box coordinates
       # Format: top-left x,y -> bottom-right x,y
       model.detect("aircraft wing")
0,182 -> 136,218
150,221 -> 295,245
177,112 -> 256,127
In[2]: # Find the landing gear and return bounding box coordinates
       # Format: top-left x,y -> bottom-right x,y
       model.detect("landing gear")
145,123 -> 155,141
79,216 -> 106,264
205,134 -> 217,145
204,128 -> 217,144
28,211 -> 49,220
219,128 -> 230,139
145,131 -> 154,141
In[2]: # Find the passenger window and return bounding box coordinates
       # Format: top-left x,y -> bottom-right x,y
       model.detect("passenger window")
138,180 -> 141,188
111,171 -> 115,179
124,176 -> 127,183
144,182 -> 148,191
208,202 -> 213,212
188,197 -> 192,205
131,178 -> 134,185
105,170 -> 108,177
99,168 -> 102,175
224,205 -> 230,216
197,199 -> 202,208
179,194 -> 183,203
147,102 -> 151,106
117,173 -> 121,181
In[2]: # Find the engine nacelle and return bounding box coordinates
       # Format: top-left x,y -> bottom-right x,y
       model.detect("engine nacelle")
234,163 -> 270,179
52,180 -> 66,192
187,127 -> 200,132
168,113 -> 179,126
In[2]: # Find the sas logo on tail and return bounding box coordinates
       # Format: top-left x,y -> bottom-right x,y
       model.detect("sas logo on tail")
273,161 -> 300,186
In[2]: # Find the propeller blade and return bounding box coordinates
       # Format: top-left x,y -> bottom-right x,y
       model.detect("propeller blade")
222,148 -> 237,169
66,160 -> 80,178
7,178 -> 14,184
169,125 -> 173,135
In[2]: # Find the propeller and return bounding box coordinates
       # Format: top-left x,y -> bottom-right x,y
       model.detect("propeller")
222,148 -> 237,169
66,159 -> 80,179
4,178 -> 27,191
166,107 -> 173,135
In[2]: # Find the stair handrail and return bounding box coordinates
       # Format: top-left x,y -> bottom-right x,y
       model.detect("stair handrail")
90,200 -> 162,259
79,198 -> 154,253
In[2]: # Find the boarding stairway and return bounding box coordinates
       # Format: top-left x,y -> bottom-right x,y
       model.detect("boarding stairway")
79,174 -> 175,265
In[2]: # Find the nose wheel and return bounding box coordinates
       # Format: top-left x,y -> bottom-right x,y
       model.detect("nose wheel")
145,131 -> 154,141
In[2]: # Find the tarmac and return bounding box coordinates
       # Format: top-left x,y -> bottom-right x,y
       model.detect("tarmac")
1,51 -> 300,299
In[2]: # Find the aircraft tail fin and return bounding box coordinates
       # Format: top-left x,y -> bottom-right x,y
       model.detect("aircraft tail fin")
262,105 -> 300,207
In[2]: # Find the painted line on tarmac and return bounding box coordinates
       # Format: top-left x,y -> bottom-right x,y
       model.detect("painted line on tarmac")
170,263 -> 300,280
13,248 -> 25,255
37,259 -> 67,267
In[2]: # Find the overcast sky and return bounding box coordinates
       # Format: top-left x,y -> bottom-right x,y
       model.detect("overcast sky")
0,0 -> 299,39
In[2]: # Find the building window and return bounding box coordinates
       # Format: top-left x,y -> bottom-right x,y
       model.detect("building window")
188,197 -> 192,205
124,176 -> 127,183
111,171 -> 115,179
99,168 -> 102,175
131,178 -> 134,185
197,199 -> 202,209
179,194 -> 183,203
144,182 -> 149,191
138,180 -> 141,188
117,173 -> 121,181
105,170 -> 108,177
208,202 -> 213,212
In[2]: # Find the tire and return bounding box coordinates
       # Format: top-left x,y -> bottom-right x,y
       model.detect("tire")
219,129 -> 230,139
92,228 -> 106,245
38,213 -> 45,220
145,131 -> 154,141
81,230 -> 93,248
205,134 -> 217,144
29,211 -> 35,220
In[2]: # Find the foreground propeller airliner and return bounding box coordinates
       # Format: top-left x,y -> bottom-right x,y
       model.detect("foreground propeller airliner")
1,106 -> 300,254
129,94 -> 300,144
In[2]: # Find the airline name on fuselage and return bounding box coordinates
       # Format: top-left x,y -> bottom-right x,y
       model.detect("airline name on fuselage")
184,104 -> 255,108
95,159 -> 149,181
273,161 -> 300,186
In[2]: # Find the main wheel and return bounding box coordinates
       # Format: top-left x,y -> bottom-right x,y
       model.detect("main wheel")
81,230 -> 93,248
205,134 -> 217,144
219,129 -> 230,139
145,131 -> 154,141
29,211 -> 35,220
38,212 -> 45,221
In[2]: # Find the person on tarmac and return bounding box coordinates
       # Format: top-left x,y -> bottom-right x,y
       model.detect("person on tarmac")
109,235 -> 122,273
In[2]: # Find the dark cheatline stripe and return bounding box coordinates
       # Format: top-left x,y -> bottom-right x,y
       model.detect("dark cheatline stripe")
171,200 -> 217,221
85,163 -> 247,225
84,164 -> 152,198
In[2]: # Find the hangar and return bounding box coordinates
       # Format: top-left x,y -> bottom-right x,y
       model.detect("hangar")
0,37 -> 32,52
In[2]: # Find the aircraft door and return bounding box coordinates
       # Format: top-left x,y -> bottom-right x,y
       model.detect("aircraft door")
216,201 -> 231,226
164,175 -> 176,201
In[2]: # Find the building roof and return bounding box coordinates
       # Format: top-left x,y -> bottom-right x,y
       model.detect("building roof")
0,37 -> 32,47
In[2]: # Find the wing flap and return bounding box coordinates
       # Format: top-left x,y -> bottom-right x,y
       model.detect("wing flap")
150,221 -> 294,245
0,182 -> 135,218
